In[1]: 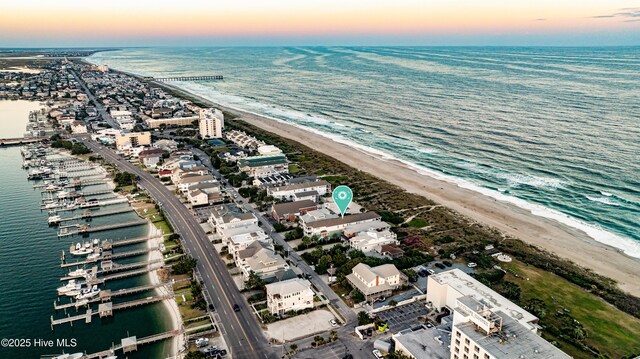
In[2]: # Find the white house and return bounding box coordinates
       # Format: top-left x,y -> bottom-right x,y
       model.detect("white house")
267,180 -> 331,201
70,120 -> 87,134
236,241 -> 289,282
224,224 -> 270,260
348,228 -> 398,253
208,205 -> 259,238
110,110 -> 135,130
257,145 -> 282,155
302,212 -> 381,238
346,263 -> 402,301
176,174 -> 217,193
266,278 -> 314,316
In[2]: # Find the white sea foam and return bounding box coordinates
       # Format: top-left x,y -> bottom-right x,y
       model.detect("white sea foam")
600,191 -> 613,197
587,195 -> 621,206
417,148 -> 439,154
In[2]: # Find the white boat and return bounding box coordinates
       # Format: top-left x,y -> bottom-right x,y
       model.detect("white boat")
86,251 -> 101,261
48,215 -> 62,225
52,353 -> 84,359
57,280 -> 81,295
45,202 -> 60,209
65,289 -> 83,298
66,202 -> 77,209
68,268 -> 87,277
45,184 -> 61,192
75,285 -> 100,300
57,191 -> 70,199
70,243 -> 93,256
92,238 -> 100,246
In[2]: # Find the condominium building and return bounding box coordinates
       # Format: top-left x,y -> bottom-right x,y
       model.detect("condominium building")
146,115 -> 199,128
199,108 -> 224,138
267,179 -> 331,202
302,211 -> 381,237
266,278 -> 314,316
115,131 -> 151,150
238,154 -> 289,178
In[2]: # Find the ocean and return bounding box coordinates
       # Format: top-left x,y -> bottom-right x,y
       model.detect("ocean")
0,102 -> 172,357
88,47 -> 640,257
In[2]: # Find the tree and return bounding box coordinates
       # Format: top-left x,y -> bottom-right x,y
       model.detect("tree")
523,298 -> 547,319
316,255 -> 333,274
172,255 -> 197,274
388,300 -> 398,307
357,310 -> 373,325
499,281 -> 521,301
185,351 -> 206,359
245,271 -> 265,290
289,343 -> 298,353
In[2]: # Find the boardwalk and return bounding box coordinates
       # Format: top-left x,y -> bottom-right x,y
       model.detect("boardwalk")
81,329 -> 184,359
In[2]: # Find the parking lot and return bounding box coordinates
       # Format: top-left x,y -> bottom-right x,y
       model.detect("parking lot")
374,301 -> 430,332
292,339 -> 374,359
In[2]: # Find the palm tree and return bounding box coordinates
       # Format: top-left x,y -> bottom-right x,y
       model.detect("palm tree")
289,343 -> 298,353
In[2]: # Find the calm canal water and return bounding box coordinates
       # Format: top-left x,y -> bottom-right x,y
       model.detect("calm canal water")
0,102 -> 172,358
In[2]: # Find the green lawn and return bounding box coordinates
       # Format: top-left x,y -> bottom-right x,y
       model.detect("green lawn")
288,164 -> 301,174
503,261 -> 640,358
407,217 -> 429,228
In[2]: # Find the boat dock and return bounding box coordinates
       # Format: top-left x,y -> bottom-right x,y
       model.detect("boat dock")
57,219 -> 147,237
53,207 -> 133,224
53,281 -> 176,310
50,294 -> 174,328
61,246 -> 159,270
47,198 -> 129,213
79,329 -> 184,358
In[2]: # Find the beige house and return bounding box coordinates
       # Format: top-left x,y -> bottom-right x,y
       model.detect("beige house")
236,241 -> 289,282
266,278 -> 314,316
346,263 -> 403,301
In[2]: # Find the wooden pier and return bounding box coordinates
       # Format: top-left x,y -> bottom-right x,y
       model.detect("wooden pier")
50,295 -> 174,328
80,329 -> 184,359
54,282 -> 175,310
152,75 -> 223,81
54,207 -> 133,224
60,247 -> 159,271
57,219 -> 147,237
48,198 -> 129,213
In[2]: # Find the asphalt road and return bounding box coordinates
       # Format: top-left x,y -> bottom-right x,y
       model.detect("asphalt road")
69,66 -> 119,129
81,139 -> 276,359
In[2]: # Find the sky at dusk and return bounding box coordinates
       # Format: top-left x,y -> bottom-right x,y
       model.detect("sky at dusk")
1,0 -> 638,47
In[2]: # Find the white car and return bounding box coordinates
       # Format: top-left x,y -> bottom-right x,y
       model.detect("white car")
195,338 -> 209,348
372,349 -> 384,359
329,319 -> 338,327
467,262 -> 478,268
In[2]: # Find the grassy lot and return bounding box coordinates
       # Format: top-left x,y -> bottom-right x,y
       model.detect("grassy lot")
407,217 -> 429,228
503,260 -> 640,358
288,164 -> 301,174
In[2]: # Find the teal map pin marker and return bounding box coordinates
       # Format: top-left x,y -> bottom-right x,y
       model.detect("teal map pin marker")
332,185 -> 353,218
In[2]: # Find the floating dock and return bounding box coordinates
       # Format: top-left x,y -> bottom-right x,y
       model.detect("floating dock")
53,207 -> 133,224
53,281 -> 177,310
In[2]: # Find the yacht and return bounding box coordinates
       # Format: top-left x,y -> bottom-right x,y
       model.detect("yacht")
57,280 -> 81,295
57,191 -> 70,199
48,215 -> 62,225
45,184 -> 61,192
45,202 -> 60,209
75,285 -> 100,300
67,268 -> 88,278
70,243 -> 93,256
86,251 -> 101,261
52,353 -> 84,359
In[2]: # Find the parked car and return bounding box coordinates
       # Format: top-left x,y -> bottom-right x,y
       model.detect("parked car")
372,349 -> 384,359
208,303 -> 215,310
467,262 -> 477,268
329,319 -> 338,327
427,269 -> 436,275
435,262 -> 446,269
195,338 -> 209,348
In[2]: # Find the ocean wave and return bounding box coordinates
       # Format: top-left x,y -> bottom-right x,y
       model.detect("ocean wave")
586,195 -> 621,206
600,191 -> 613,197
417,148 -> 439,155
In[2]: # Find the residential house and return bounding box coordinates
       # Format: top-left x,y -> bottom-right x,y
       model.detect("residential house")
346,263 -> 403,302
224,224 -> 270,260
267,179 -> 331,202
70,120 -> 87,134
152,139 -> 179,153
237,241 -> 290,282
271,200 -> 319,223
266,278 -> 314,316
302,212 -> 381,237
138,148 -> 165,168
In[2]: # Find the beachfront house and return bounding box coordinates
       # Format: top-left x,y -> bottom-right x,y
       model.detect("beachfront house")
267,179 -> 331,202
271,200 -> 319,223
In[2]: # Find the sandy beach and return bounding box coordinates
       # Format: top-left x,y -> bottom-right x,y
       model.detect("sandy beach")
153,83 -> 640,298
147,224 -> 184,356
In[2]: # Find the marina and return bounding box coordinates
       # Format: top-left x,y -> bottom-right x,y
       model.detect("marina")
0,134 -> 175,358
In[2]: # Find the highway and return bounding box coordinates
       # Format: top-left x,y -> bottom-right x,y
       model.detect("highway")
81,139 -> 276,359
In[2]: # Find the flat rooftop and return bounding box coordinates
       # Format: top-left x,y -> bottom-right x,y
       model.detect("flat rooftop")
393,325 -> 451,359
457,311 -> 571,359
430,269 -> 538,328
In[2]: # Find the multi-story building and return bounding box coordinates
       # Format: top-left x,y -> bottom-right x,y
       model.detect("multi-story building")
145,115 -> 199,128
346,263 -> 403,302
236,241 -> 290,282
267,179 -> 331,202
199,108 -> 224,138
302,211 -> 381,237
114,131 -> 151,150
238,154 -> 288,178
266,278 -> 314,316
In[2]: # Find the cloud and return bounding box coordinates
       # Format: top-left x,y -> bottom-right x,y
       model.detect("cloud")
533,18 -> 547,21
592,7 -> 640,20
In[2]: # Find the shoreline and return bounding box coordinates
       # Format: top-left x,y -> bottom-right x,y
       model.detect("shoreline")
146,223 -> 183,357
147,80 -> 640,298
